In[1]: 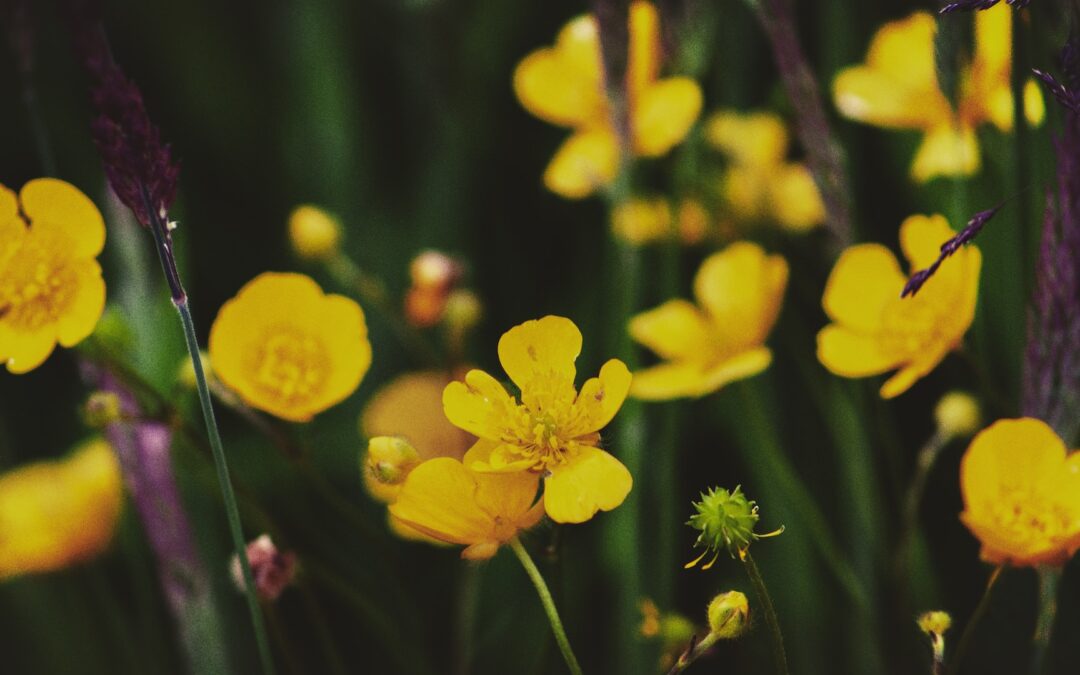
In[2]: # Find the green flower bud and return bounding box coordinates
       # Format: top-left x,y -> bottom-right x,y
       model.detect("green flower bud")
706,591 -> 750,639
365,436 -> 421,486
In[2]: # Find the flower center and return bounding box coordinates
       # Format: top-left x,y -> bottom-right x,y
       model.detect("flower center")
985,486 -> 1077,552
253,330 -> 330,405
878,296 -> 949,357
0,238 -> 78,332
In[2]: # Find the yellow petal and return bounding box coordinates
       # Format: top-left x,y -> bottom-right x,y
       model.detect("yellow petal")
628,299 -> 713,361
361,371 -> 471,462
0,183 -> 17,221
961,418 -> 1067,509
705,110 -> 789,168
19,178 -> 106,258
899,213 -> 954,271
822,244 -> 905,333
973,4 -> 1011,97
443,370 -> 519,441
911,124 -> 980,183
570,359 -> 632,436
630,362 -> 712,400
817,325 -> 905,379
633,77 -> 703,157
463,438 -> 536,473
878,346 -> 947,399
544,446 -> 632,523
543,128 -> 620,199
390,458 -> 498,545
55,260 -> 106,348
627,0 -> 660,97
695,347 -> 773,394
721,166 -> 770,221
497,315 -> 582,392
0,322 -> 58,375
693,242 -> 788,352
769,163 -> 825,231
513,41 -> 604,128
1024,79 -> 1046,126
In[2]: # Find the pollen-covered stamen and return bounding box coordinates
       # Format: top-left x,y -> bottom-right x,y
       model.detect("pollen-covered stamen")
252,330 -> 330,405
985,488 -> 1077,550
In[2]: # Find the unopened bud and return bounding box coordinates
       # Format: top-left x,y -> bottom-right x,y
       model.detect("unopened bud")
83,391 -> 123,428
404,287 -> 448,328
230,535 -> 297,602
707,591 -> 750,639
917,610 -> 951,663
365,436 -> 421,486
934,392 -> 981,439
288,205 -> 342,260
410,250 -> 461,291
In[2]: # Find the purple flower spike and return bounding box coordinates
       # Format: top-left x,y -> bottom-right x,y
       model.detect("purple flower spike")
939,0 -> 1030,14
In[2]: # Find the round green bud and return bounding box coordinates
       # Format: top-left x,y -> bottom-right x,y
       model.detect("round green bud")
687,485 -> 761,559
706,591 -> 750,639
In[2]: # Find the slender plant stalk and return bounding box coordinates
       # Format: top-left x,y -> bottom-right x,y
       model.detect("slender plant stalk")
894,431 -> 948,586
144,195 -> 276,675
1030,567 -> 1060,675
946,566 -> 1004,675
665,632 -> 720,675
509,538 -> 585,675
742,551 -> 789,675
455,565 -> 482,675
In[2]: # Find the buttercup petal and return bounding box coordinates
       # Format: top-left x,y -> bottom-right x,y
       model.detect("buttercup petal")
463,439 -> 536,473
769,163 -> 825,232
0,323 -> 57,375
822,244 -> 905,333
911,124 -> 979,183
543,128 -> 620,199
55,260 -> 106,348
544,446 -> 632,524
633,77 -> 703,157
817,325 -> 905,378
571,359 -> 632,436
0,184 -> 17,221
878,350 -> 944,399
694,242 -> 788,353
19,178 -> 106,258
628,299 -> 713,362
960,418 -> 1067,509
899,213 -> 955,271
497,315 -> 582,392
443,370 -> 520,441
627,0 -> 660,98
630,362 -> 712,400
514,44 -> 604,128
390,458 -> 497,545
696,348 -> 773,395
705,110 -> 789,168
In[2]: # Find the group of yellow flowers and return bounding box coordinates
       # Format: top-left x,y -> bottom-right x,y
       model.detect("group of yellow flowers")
1,2 -> 1077,597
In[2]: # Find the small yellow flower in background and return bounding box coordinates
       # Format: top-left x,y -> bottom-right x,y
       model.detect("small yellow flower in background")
288,205 -> 342,261
389,457 -> 545,560
960,418 -> 1080,567
628,242 -> 788,400
817,214 -> 981,399
514,1 -> 703,199
611,197 -> 713,246
935,391 -> 982,439
705,110 -> 825,232
209,272 -> 371,422
833,7 -> 1044,183
0,179 -> 106,374
444,316 -> 633,524
0,439 -> 123,580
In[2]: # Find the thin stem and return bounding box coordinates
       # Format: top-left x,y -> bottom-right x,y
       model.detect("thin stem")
895,430 -> 948,584
455,565 -> 482,675
665,633 -> 720,675
946,566 -> 1004,675
509,538 -> 585,675
742,551 -> 789,675
1030,567 -> 1060,675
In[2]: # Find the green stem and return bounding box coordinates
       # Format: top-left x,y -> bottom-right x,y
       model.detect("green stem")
509,538 -> 585,675
1031,567 -> 1060,675
894,431 -> 948,586
946,566 -> 1004,675
742,551 -> 789,675
455,565 -> 482,675
665,633 -> 720,675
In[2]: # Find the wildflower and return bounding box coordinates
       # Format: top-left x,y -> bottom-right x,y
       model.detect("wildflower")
209,272 -> 371,422
288,205 -> 342,261
513,1 -> 702,198
229,535 -> 297,602
686,485 -> 781,568
404,250 -> 464,328
705,110 -> 825,232
0,179 -> 106,374
935,392 -> 982,439
706,590 -> 750,639
917,611 -> 952,671
960,418 -> 1080,567
388,457 -> 545,560
0,439 -> 123,580
833,8 -> 1044,182
611,197 -> 672,245
444,316 -> 633,524
628,242 -> 788,400
817,215 -> 981,398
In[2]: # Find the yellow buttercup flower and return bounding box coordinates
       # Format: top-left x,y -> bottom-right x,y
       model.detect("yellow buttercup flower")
389,457 -> 545,560
209,272 -> 372,422
444,316 -> 633,524
817,214 -> 981,398
705,110 -> 825,232
288,205 -> 342,260
0,179 -> 106,374
514,1 -> 703,198
833,7 -> 1044,182
960,418 -> 1080,567
0,439 -> 123,580
628,242 -> 788,400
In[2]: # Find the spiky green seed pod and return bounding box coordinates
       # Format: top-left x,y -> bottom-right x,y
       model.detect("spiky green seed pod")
686,485 -> 774,568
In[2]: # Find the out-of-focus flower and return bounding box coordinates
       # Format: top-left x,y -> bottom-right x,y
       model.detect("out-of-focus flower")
639,598 -> 697,671
82,391 -> 123,429
686,485 -> 780,568
611,197 -> 714,246
288,205 -> 342,261
209,272 -> 371,422
0,179 -> 106,374
514,1 -> 702,198
960,418 -> 1080,567
917,610 -> 952,669
229,535 -> 297,602
389,457 -> 545,560
817,215 -> 981,398
628,242 -> 788,400
0,439 -> 123,580
705,110 -> 825,232
404,250 -> 465,328
444,316 -> 633,524
833,8 -> 1044,182
935,391 -> 982,439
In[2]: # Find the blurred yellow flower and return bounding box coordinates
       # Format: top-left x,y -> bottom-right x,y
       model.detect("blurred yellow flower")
833,8 -> 1044,183
705,110 -> 825,232
0,179 -> 106,374
611,197 -> 713,246
514,1 -> 702,198
960,418 -> 1080,567
817,214 -> 980,398
288,205 -> 342,260
444,316 -> 633,524
0,439 -> 123,580
389,457 -> 545,560
210,272 -> 371,422
628,242 -> 788,400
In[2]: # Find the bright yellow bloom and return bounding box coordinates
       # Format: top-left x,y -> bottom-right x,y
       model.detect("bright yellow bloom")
705,110 -> 825,232
833,8 -> 1044,183
611,197 -> 714,246
0,179 -> 106,374
0,439 -> 123,580
960,418 -> 1080,567
628,243 -> 788,400
817,215 -> 981,398
444,316 -> 632,524
209,272 -> 371,422
389,457 -> 545,560
288,205 -> 342,260
514,1 -> 702,199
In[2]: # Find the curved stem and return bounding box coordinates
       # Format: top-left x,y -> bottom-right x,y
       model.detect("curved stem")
742,551 -> 789,675
946,566 -> 1004,675
665,633 -> 719,675
1030,567 -> 1060,675
509,538 -> 585,675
